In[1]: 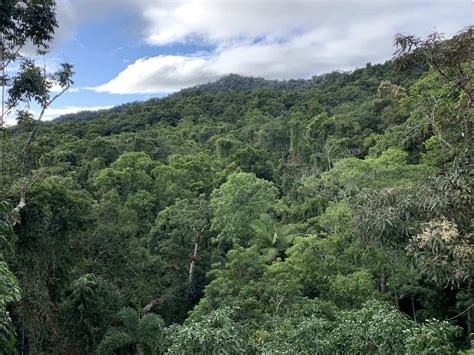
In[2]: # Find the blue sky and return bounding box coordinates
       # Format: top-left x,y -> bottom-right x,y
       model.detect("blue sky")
11,0 -> 472,122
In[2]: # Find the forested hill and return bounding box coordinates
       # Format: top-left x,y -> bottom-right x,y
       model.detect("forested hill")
55,61 -> 416,125
1,28 -> 473,354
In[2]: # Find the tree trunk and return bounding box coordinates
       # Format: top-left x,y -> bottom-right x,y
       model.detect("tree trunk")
189,236 -> 200,284
189,227 -> 207,294
411,295 -> 416,321
142,298 -> 164,314
379,272 -> 386,293
468,305 -> 472,336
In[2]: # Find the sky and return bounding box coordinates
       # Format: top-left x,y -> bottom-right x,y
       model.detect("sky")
6,0 -> 473,123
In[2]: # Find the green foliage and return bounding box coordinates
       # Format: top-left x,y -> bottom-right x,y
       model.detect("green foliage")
97,307 -> 164,355
0,261 -> 20,354
86,137 -> 120,165
406,217 -> 473,288
165,307 -> 253,354
3,27 -> 472,354
152,153 -> 218,208
404,319 -> 462,354
285,235 -> 353,299
57,274 -> 118,354
258,313 -> 336,354
148,198 -> 212,322
210,172 -> 278,246
318,202 -> 352,236
250,213 -> 295,260
2,0 -> 73,130
320,147 -> 431,192
191,247 -> 268,319
330,300 -> 438,354
1,0 -> 57,49
0,202 -> 20,354
8,59 -> 50,107
93,153 -> 154,197
327,271 -> 376,308
0,262 -> 19,308
173,300 -> 462,355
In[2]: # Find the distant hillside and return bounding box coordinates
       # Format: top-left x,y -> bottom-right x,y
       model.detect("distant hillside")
54,60 -> 417,124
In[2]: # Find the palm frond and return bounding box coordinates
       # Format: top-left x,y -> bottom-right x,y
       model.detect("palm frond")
118,307 -> 139,335
96,328 -> 133,355
138,313 -> 164,354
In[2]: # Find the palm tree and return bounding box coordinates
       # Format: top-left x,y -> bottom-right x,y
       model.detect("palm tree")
97,307 -> 164,355
250,213 -> 295,260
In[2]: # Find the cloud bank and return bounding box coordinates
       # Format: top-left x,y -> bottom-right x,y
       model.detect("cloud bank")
58,0 -> 473,94
4,106 -> 112,126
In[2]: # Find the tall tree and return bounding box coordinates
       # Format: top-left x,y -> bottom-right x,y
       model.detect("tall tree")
146,198 -> 212,322
0,0 -> 73,211
210,172 -> 278,247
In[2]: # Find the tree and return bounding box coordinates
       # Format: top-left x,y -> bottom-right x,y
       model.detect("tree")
406,217 -> 473,333
393,28 -> 472,167
85,137 -> 120,166
285,234 -> 358,301
330,300 -> 461,354
404,319 -> 462,355
0,203 -> 20,353
152,153 -> 218,209
0,261 -> 20,354
250,213 -> 295,260
57,274 -> 118,354
97,307 -> 164,355
288,112 -> 304,163
210,172 -> 278,246
406,217 -> 472,288
165,307 -> 253,354
146,198 -> 212,322
93,153 -> 154,198
393,27 -> 473,106
76,189 -> 162,313
0,0 -> 74,211
373,80 -> 407,129
13,176 -> 95,353
190,247 -> 268,320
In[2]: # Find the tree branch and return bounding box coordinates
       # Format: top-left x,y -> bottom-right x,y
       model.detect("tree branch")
142,298 -> 165,314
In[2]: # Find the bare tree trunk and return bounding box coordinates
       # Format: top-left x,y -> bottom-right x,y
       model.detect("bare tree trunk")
188,225 -> 207,293
142,298 -> 164,314
188,226 -> 206,288
411,295 -> 416,321
188,238 -> 199,284
14,181 -> 27,212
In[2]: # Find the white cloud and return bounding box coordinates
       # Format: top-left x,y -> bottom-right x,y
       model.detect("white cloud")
58,0 -> 472,94
140,0 -> 471,46
41,106 -> 112,121
4,106 -> 111,126
95,55 -> 216,94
